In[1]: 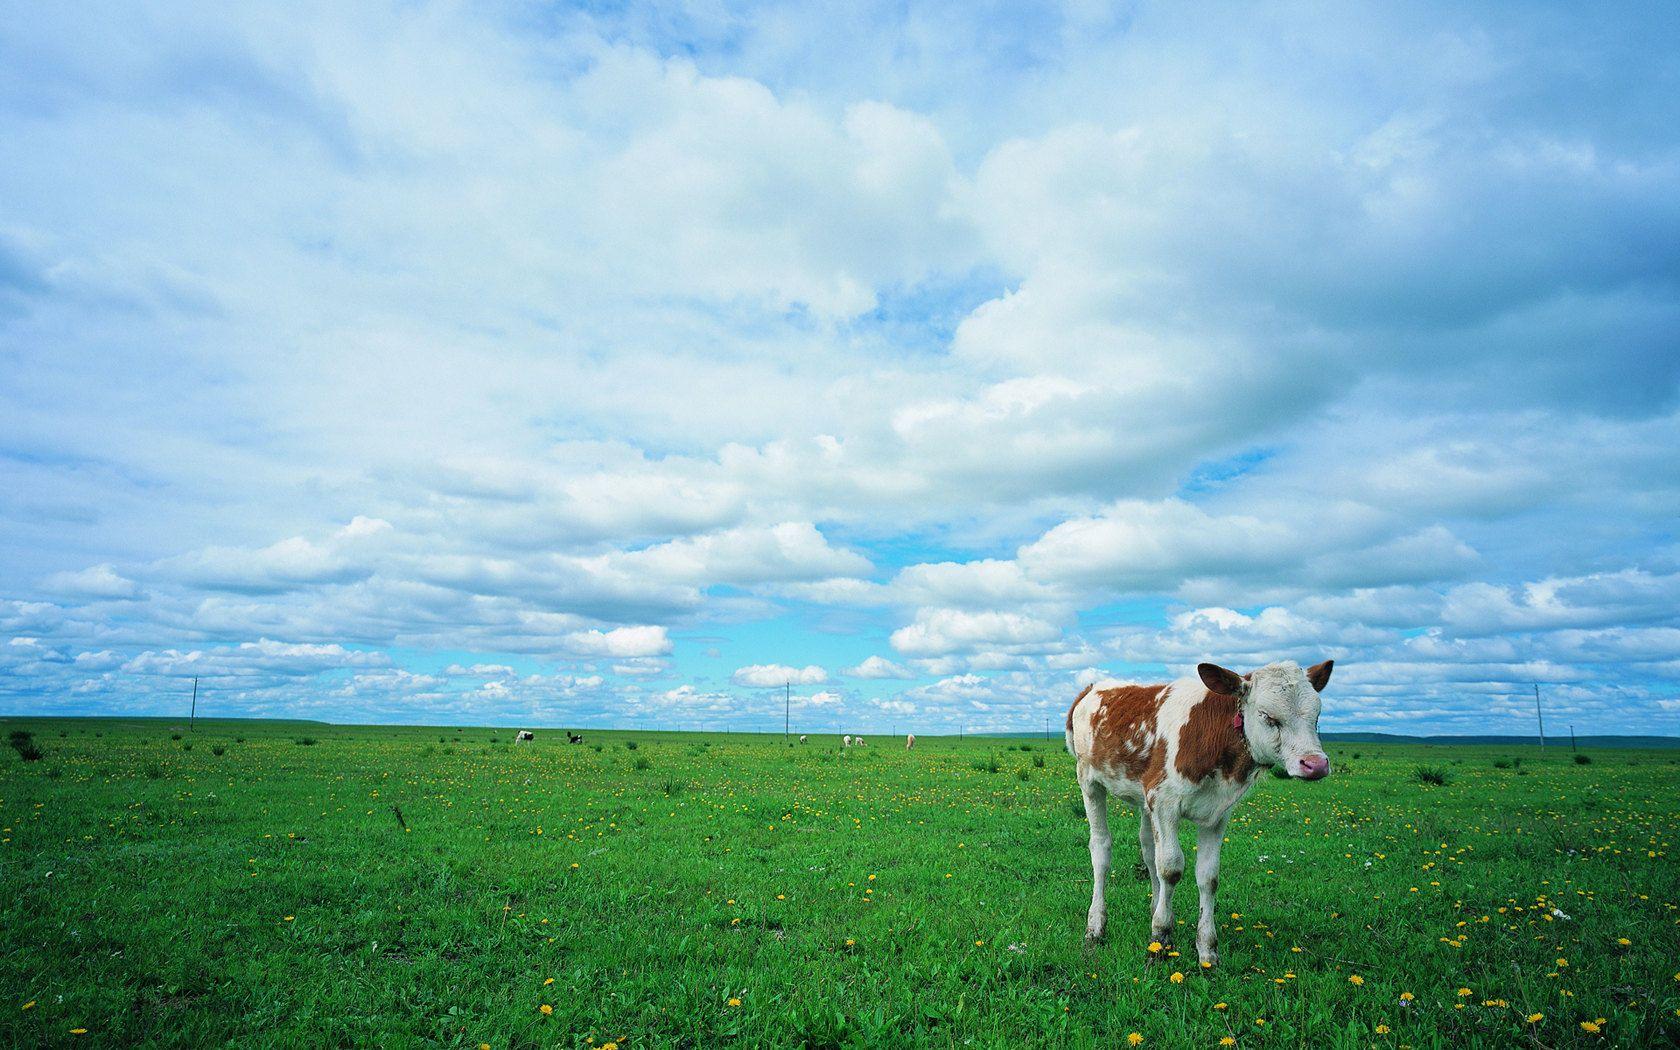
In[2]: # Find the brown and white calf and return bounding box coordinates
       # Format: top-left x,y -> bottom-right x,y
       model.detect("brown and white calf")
1065,659 -> 1333,967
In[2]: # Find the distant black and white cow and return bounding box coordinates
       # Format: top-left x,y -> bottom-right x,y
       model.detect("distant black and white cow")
1065,660 -> 1334,967
798,734 -> 808,744
565,731 -> 583,744
515,730 -> 534,743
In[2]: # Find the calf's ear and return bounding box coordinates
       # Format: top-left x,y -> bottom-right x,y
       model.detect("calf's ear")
1306,659 -> 1333,692
1198,663 -> 1245,696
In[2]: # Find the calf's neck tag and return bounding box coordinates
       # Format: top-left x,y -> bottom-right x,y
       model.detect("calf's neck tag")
1231,711 -> 1244,730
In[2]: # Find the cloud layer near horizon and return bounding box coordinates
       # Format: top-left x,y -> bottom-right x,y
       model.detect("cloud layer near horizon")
2,2 -> 1677,734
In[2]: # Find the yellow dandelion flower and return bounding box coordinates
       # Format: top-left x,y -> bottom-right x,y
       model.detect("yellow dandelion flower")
1456,988 -> 1472,997
1213,1002 -> 1228,1010
480,1044 -> 491,1050
1375,1025 -> 1390,1035
1527,1013 -> 1543,1023
1126,1034 -> 1143,1046
1219,1039 -> 1235,1047
727,997 -> 742,1008
70,1029 -> 88,1036
543,978 -> 554,986
22,1002 -> 35,1011
1616,937 -> 1630,946
1148,941 -> 1163,953
1349,975 -> 1364,986
1580,1020 -> 1600,1033
1399,992 -> 1414,1002
539,1004 -> 553,1016
1169,972 -> 1184,984
975,940 -> 984,947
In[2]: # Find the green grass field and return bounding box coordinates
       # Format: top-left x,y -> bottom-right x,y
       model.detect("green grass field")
3,718 -> 1677,1048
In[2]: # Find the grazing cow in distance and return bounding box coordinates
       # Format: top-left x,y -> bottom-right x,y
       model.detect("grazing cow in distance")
842,735 -> 852,747
515,730 -> 534,743
565,731 -> 583,744
1066,660 -> 1334,967
799,734 -> 808,743
906,733 -> 915,750
853,736 -> 866,747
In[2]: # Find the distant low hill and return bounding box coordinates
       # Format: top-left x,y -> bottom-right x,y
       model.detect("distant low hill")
1321,731 -> 1680,749
974,729 -> 1680,748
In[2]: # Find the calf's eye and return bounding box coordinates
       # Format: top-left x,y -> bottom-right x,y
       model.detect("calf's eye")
1262,714 -> 1280,728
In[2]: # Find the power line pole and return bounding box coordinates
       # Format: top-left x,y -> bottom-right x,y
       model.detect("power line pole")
1570,724 -> 1576,752
784,680 -> 790,746
1044,714 -> 1049,740
190,677 -> 198,730
1533,683 -> 1546,750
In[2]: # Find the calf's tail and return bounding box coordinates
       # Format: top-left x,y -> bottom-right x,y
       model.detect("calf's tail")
1065,684 -> 1093,757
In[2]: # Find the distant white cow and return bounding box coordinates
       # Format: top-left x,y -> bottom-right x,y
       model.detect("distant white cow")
515,730 -> 534,743
854,737 -> 866,747
799,734 -> 808,744
906,733 -> 915,750
842,735 -> 852,747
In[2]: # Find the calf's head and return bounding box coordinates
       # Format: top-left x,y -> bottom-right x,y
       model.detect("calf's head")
1198,659 -> 1333,780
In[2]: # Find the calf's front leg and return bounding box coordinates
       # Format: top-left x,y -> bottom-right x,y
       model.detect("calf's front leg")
1194,818 -> 1227,967
1148,799 -> 1184,947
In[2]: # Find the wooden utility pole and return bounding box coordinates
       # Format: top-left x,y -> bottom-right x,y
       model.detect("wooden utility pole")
1044,715 -> 1049,740
1534,683 -> 1546,750
1570,724 -> 1576,752
190,677 -> 198,729
784,680 -> 790,746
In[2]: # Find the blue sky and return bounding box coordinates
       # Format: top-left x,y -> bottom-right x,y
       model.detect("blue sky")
2,1 -> 1678,734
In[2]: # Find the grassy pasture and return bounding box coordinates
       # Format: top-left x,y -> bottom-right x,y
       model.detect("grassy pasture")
2,718 -> 1677,1048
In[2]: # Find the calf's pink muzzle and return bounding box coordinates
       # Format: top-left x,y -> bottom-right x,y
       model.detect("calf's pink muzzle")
1297,753 -> 1331,780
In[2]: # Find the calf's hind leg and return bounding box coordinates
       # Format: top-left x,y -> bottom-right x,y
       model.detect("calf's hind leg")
1081,776 -> 1111,941
1137,809 -> 1161,948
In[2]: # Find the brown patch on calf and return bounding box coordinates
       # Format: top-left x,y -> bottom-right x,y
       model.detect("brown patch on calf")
1082,685 -> 1170,791
1176,687 -> 1255,784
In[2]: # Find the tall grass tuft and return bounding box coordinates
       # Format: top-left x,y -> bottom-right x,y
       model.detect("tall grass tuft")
1414,766 -> 1449,786
8,729 -> 42,762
